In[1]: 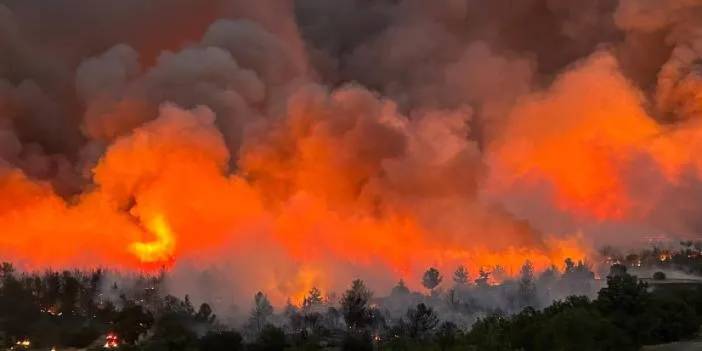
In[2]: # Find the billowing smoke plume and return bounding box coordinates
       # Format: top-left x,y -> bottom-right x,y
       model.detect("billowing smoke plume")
1,0 -> 702,307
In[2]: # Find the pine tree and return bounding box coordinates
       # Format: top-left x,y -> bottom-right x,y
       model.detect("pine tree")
249,291 -> 273,334
303,286 -> 324,309
391,279 -> 410,296
341,279 -> 373,329
422,267 -> 443,293
475,268 -> 490,288
518,260 -> 536,307
453,265 -> 469,285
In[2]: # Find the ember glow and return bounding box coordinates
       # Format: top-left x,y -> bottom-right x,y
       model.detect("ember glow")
1,0 -> 702,303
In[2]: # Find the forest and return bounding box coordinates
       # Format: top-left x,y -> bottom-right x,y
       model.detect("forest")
2,243 -> 702,351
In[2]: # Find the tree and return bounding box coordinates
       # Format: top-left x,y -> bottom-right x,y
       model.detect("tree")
41,271 -> 61,312
474,268 -> 490,288
253,324 -> 286,351
391,279 -> 410,296
537,265 -> 559,286
532,301 -> 631,351
405,303 -> 439,339
422,267 -> 442,293
453,265 -> 469,285
598,269 -> 648,313
249,292 -> 274,334
284,300 -> 303,333
114,303 -> 154,344
466,314 -> 512,351
645,292 -> 699,343
302,287 -> 323,310
59,271 -> 80,318
0,268 -> 40,339
150,313 -> 199,349
0,261 -> 14,279
160,294 -> 196,316
196,302 -> 216,323
435,321 -> 459,351
561,260 -> 596,295
564,258 -> 575,273
608,263 -> 627,278
340,279 -> 373,330
518,260 -> 537,308
596,269 -> 651,347
323,306 -> 344,330
199,330 -> 244,351
342,331 -> 372,351
492,265 -> 507,281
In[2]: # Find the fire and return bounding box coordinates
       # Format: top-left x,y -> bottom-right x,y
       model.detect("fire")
5,0 -> 702,309
129,215 -> 175,264
15,339 -> 30,348
0,99 -> 590,303
287,266 -> 325,306
104,333 -> 120,348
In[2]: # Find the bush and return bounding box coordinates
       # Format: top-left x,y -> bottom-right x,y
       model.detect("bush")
252,324 -> 286,351
341,331 -> 372,351
199,330 -> 244,351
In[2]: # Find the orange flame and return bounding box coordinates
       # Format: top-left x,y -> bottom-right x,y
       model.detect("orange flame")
129,215 -> 175,264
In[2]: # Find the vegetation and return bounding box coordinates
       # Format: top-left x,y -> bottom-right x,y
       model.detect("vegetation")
452,266 -> 469,285
465,266 -> 702,351
1,242 -> 702,350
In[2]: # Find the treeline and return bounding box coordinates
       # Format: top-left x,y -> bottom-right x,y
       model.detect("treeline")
0,258 -> 701,351
601,240 -> 702,274
465,265 -> 702,351
0,261 -> 239,350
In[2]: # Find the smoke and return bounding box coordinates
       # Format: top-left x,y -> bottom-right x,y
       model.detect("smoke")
2,0 -> 702,311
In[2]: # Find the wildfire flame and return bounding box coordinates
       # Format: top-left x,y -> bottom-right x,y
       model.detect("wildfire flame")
129,215 -> 175,264
104,333 -> 119,349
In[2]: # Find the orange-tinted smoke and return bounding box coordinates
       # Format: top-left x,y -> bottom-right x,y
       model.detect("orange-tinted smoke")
0,91 -> 586,302
487,52 -> 702,223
